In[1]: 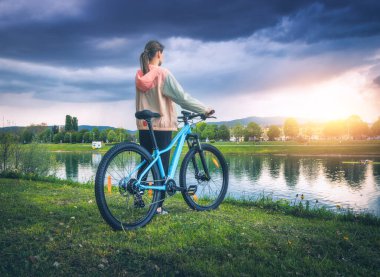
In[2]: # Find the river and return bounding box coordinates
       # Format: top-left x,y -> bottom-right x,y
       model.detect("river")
53,152 -> 380,216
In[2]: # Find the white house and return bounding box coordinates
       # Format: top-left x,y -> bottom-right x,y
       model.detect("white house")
92,141 -> 102,149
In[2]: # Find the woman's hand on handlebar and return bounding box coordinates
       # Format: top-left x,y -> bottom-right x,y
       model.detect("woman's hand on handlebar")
205,109 -> 215,117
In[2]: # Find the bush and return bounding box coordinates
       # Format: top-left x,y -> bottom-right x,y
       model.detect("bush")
19,143 -> 58,176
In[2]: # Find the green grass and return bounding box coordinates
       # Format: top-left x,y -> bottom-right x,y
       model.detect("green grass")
213,140 -> 380,156
1,178 -> 379,276
38,140 -> 380,156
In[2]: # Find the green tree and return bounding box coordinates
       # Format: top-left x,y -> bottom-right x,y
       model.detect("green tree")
194,122 -> 207,136
74,132 -> 83,143
371,117 -> 380,136
0,133 -> 14,171
92,128 -> 100,140
267,125 -> 281,141
63,132 -> 72,143
39,128 -> 53,143
53,133 -> 64,144
217,125 -> 230,141
107,130 -> 117,143
21,129 -> 34,144
100,130 -> 108,142
284,118 -> 299,139
346,115 -> 369,139
232,123 -> 244,140
83,132 -> 91,143
65,115 -> 73,132
201,125 -> 216,140
245,122 -> 262,141
115,128 -> 127,142
72,117 -> 78,131
52,125 -> 59,134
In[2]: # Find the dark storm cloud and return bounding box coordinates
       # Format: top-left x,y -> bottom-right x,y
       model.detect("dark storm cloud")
264,1 -> 380,43
1,0 -> 379,65
1,0 -> 380,104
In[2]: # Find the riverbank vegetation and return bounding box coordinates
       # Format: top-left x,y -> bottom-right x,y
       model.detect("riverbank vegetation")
0,178 -> 379,276
30,140 -> 380,156
1,114 -> 380,145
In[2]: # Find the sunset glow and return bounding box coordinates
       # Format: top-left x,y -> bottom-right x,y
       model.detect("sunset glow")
0,1 -> 379,129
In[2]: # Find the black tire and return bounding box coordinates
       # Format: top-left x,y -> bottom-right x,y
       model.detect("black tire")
180,144 -> 228,211
95,142 -> 161,230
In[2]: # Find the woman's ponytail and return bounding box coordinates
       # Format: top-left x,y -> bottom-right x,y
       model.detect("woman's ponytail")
140,51 -> 150,75
139,40 -> 164,75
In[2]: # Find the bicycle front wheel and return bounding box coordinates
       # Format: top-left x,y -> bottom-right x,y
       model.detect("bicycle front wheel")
180,144 -> 228,211
95,142 -> 161,230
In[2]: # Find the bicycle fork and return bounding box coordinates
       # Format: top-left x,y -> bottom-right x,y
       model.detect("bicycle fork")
186,134 -> 211,193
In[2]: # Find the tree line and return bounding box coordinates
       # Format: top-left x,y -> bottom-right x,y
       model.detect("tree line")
1,114 -> 379,145
0,115 -> 135,144
227,115 -> 380,141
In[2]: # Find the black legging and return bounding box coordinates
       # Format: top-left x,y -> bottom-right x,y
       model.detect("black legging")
138,130 -> 172,208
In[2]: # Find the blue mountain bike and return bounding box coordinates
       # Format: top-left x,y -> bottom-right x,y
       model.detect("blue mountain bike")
95,110 -> 229,230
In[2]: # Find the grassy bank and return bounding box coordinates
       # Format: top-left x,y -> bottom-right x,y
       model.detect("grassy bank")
214,140 -> 380,156
1,178 -> 379,276
39,140 -> 380,156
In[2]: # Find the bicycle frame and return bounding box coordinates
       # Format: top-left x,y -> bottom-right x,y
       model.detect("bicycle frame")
133,123 -> 192,191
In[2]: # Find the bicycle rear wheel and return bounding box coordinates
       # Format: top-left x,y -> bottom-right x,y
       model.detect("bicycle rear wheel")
180,144 -> 228,211
95,142 -> 161,230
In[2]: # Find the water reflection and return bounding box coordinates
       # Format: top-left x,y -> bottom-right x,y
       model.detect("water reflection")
372,164 -> 380,185
267,156 -> 281,179
301,159 -> 320,182
53,152 -> 380,215
64,154 -> 78,179
283,157 -> 300,187
322,158 -> 367,189
323,159 -> 345,183
342,164 -> 366,189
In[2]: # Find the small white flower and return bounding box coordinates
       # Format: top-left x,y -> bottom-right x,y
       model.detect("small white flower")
101,258 -> 108,264
53,261 -> 59,268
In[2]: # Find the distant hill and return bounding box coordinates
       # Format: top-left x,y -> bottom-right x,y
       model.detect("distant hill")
0,126 -> 20,133
209,116 -> 287,127
78,125 -> 136,134
0,125 -> 136,134
209,116 -> 324,127
78,125 -> 113,132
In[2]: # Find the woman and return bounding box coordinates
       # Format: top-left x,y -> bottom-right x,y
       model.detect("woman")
135,40 -> 214,214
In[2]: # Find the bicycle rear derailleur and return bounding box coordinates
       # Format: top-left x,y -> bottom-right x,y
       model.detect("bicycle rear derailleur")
119,178 -> 145,208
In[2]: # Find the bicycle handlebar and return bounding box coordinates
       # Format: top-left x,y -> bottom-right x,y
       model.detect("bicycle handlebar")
177,110 -> 216,121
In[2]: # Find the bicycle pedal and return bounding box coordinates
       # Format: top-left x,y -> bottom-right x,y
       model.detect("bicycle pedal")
186,185 -> 197,195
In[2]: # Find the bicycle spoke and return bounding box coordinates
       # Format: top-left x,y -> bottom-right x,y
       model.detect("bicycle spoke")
96,143 -> 160,230
181,146 -> 227,209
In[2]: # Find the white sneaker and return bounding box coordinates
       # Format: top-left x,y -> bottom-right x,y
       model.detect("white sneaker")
156,207 -> 169,215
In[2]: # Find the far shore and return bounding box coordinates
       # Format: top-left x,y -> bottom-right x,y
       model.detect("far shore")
35,140 -> 380,156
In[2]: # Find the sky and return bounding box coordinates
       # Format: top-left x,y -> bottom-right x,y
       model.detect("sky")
0,0 -> 380,130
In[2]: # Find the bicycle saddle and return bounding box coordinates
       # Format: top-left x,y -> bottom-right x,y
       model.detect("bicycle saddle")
135,110 -> 161,120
